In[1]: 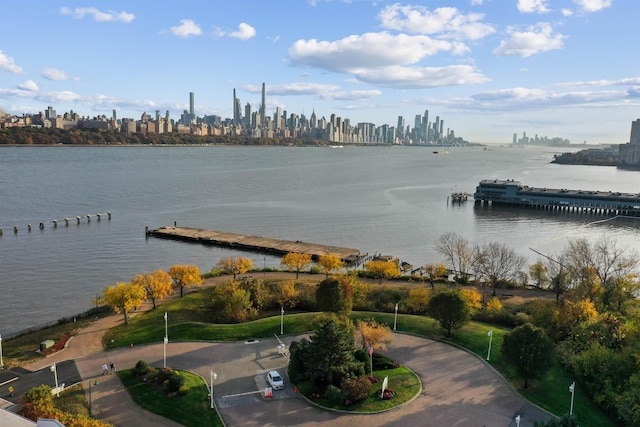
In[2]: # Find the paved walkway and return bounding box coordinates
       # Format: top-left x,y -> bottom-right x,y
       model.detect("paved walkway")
19,274 -> 554,427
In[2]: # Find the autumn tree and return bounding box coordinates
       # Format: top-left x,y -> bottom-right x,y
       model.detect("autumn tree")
318,254 -> 344,278
426,288 -> 470,337
102,282 -> 146,325
280,252 -> 312,279
435,232 -> 474,283
131,270 -> 173,309
273,280 -> 298,309
356,318 -> 392,352
217,256 -> 253,280
501,323 -> 554,389
406,288 -> 430,314
422,262 -> 448,289
460,287 -> 483,313
529,261 -> 550,289
365,260 -> 401,284
472,241 -> 527,296
210,281 -> 254,323
316,277 -> 353,314
168,264 -> 203,297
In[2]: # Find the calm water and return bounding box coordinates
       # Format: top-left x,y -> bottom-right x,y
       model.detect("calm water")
1,144 -> 639,336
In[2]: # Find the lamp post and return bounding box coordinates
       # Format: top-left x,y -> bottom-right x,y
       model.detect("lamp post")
569,381 -> 575,416
263,257 -> 266,279
515,415 -> 521,427
487,330 -> 493,361
50,363 -> 59,396
210,371 -> 217,409
0,333 -> 4,369
163,311 -> 168,368
393,303 -> 398,331
280,306 -> 284,335
89,380 -> 99,417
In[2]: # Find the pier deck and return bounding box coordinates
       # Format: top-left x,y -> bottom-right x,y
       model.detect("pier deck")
147,226 -> 361,262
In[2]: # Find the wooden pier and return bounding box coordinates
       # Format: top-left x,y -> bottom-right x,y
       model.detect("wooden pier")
146,226 -> 361,263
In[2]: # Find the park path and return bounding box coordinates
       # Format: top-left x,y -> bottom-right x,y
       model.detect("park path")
21,273 -> 554,427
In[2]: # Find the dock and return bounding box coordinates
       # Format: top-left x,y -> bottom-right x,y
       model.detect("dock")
146,226 -> 361,263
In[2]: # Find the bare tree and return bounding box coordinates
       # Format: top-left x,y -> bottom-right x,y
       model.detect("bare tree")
435,232 -> 474,283
473,241 -> 527,296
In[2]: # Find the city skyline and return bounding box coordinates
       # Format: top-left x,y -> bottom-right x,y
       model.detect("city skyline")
1,1 -> 639,144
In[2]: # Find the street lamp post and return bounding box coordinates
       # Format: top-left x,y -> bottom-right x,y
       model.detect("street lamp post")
0,333 -> 4,369
89,380 -> 99,417
210,371 -> 217,409
393,303 -> 398,331
515,415 -> 521,427
50,363 -> 59,396
569,381 -> 575,416
163,311 -> 168,368
280,306 -> 284,335
487,330 -> 493,361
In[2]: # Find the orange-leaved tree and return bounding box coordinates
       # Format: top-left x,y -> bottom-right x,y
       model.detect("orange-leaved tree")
356,318 -> 392,352
317,254 -> 344,278
365,260 -> 401,284
102,282 -> 146,325
280,252 -> 312,279
131,269 -> 173,309
169,264 -> 203,297
216,256 -> 253,280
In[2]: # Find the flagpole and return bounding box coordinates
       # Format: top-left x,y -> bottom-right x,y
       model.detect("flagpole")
487,330 -> 493,361
164,312 -> 168,368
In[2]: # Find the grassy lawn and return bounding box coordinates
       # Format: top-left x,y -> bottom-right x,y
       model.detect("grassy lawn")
297,366 -> 421,412
118,369 -> 223,427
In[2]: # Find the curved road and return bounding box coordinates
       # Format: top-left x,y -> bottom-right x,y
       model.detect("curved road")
69,333 -> 551,427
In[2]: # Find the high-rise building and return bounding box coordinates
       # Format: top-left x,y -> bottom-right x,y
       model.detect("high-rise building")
260,82 -> 266,124
397,116 -> 405,139
189,92 -> 195,115
630,119 -> 640,145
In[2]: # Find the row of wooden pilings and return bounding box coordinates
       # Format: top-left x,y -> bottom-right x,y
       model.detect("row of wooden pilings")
0,212 -> 111,236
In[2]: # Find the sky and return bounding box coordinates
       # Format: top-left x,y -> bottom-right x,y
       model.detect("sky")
1,0 -> 639,144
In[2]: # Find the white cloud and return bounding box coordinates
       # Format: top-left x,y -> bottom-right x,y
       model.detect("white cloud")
493,22 -> 565,57
59,7 -> 134,23
245,82 -> 340,95
0,50 -> 23,74
517,0 -> 550,13
170,19 -> 202,37
554,77 -> 640,88
573,0 -> 612,13
378,5 -> 495,41
561,8 -> 574,16
354,64 -> 490,88
319,90 -> 382,101
42,67 -> 79,81
290,32 -> 455,73
17,80 -> 38,91
229,23 -> 256,40
471,0 -> 483,5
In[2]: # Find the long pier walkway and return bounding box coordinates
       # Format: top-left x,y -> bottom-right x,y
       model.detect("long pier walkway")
146,226 -> 361,262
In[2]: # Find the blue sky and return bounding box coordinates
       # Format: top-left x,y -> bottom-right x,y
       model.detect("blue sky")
0,0 -> 638,144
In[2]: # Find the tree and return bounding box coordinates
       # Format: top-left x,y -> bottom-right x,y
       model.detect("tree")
273,279 -> 298,309
406,288 -> 430,314
473,241 -> 527,296
356,318 -> 392,351
210,281 -> 254,323
280,252 -> 312,279
317,254 -> 344,278
216,256 -> 253,280
529,261 -> 550,289
102,282 -> 146,325
435,232 -> 474,282
168,264 -> 203,297
298,315 -> 362,386
501,323 -> 554,388
422,262 -> 447,289
365,260 -> 401,284
426,288 -> 470,337
316,277 -> 353,314
460,287 -> 482,312
131,270 -> 173,309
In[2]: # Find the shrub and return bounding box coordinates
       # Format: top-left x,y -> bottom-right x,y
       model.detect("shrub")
354,349 -> 372,375
156,367 -> 173,384
178,385 -> 190,395
133,360 -> 149,376
342,375 -> 371,402
324,384 -> 345,404
167,371 -> 185,393
372,353 -> 397,370
162,379 -> 170,391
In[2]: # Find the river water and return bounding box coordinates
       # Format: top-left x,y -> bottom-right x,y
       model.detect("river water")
1,144 -> 639,336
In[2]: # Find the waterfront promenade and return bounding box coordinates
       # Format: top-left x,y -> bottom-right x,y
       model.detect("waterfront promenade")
12,273 -> 553,427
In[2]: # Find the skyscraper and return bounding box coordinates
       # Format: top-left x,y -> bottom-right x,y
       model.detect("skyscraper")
260,82 -> 266,124
189,92 -> 194,115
